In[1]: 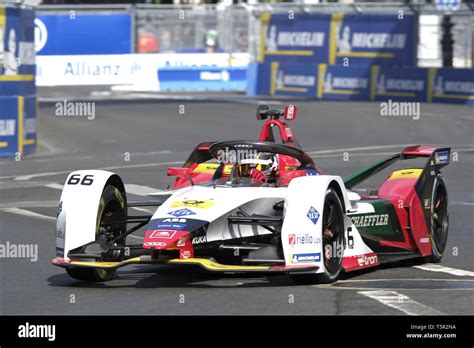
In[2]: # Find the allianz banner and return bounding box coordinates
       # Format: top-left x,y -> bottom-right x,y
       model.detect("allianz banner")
260,13 -> 415,67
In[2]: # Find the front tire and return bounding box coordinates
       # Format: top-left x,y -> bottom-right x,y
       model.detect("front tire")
424,176 -> 449,263
291,188 -> 345,284
66,184 -> 127,282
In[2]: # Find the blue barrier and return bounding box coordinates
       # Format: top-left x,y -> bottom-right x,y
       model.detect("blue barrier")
259,13 -> 416,67
1,5 -> 37,158
247,63 -> 474,105
158,67 -> 247,91
35,13 -> 132,55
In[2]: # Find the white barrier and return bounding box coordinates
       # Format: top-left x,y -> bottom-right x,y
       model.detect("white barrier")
36,53 -> 250,88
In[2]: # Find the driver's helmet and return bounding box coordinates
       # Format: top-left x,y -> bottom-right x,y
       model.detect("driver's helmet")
239,152 -> 279,180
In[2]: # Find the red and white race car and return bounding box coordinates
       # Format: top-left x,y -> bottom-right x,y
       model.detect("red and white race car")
52,105 -> 450,283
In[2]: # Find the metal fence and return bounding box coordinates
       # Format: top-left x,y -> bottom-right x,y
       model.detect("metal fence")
37,3 -> 474,67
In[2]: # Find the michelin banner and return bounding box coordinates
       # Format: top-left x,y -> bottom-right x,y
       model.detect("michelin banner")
0,5 -> 36,158
260,13 -> 415,67
247,62 -> 474,105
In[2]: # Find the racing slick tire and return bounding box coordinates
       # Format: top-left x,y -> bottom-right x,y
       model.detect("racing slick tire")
66,184 -> 127,282
424,175 -> 449,263
291,188 -> 345,284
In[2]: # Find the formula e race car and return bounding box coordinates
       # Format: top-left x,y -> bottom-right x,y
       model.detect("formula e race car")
52,105 -> 450,283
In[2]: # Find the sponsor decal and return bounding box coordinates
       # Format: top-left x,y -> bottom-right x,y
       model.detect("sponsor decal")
288,233 -> 321,246
144,241 -> 167,247
357,254 -> 378,267
265,24 -> 326,51
56,201 -> 63,217
306,169 -> 319,176
56,228 -> 65,240
56,247 -> 64,257
435,151 -> 449,165
170,200 -> 214,209
149,230 -> 177,239
351,214 -> 388,227
424,199 -> 431,210
291,253 -> 321,263
0,119 -> 16,136
192,236 -> 207,245
285,127 -> 293,137
420,237 -> 430,244
181,250 -> 192,259
307,206 -> 320,225
154,217 -> 187,230
168,208 -> 196,217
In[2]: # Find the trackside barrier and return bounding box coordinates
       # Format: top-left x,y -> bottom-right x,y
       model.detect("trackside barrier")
157,67 -> 246,91
259,13 -> 417,67
0,4 -> 37,158
246,63 -> 474,105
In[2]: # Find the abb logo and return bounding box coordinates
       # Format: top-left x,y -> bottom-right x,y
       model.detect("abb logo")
357,254 -> 378,267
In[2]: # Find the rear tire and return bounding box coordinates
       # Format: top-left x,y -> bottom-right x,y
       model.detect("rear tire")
66,184 -> 127,282
291,188 -> 345,284
424,176 -> 449,263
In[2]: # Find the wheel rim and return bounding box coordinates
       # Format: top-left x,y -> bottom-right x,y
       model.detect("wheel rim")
432,184 -> 448,254
322,195 -> 344,275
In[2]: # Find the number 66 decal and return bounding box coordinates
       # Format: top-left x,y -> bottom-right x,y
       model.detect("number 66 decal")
346,227 -> 355,249
67,174 -> 94,186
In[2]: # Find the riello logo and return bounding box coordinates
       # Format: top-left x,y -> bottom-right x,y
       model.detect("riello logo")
288,234 -> 321,246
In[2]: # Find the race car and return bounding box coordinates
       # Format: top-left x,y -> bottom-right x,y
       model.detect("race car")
52,104 -> 450,284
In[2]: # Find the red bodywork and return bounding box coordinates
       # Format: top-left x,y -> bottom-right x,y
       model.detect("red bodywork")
169,118 -> 321,189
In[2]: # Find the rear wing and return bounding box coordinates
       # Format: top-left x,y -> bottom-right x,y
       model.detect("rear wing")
344,145 -> 451,189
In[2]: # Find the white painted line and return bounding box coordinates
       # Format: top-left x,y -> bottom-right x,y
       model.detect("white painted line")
125,184 -> 161,197
1,207 -> 55,221
0,161 -> 182,181
450,201 -> 474,206
128,235 -> 144,241
358,290 -> 444,315
44,183 -> 64,190
131,207 -> 155,214
414,264 -> 474,277
306,144 -> 406,155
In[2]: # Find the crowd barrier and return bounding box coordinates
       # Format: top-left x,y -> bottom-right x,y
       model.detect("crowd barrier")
246,62 -> 474,105
1,5 -> 37,158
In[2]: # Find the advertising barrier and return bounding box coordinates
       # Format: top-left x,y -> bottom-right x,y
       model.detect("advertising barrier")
35,13 -> 132,55
1,5 -> 36,158
247,62 -> 474,105
36,53 -> 249,91
158,67 -> 246,91
259,13 -> 416,67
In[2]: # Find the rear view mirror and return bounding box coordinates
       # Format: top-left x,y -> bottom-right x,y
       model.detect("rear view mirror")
256,104 -> 270,120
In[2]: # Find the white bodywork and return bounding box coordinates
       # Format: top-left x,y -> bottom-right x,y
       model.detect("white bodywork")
57,171 -> 375,273
56,170 -> 121,260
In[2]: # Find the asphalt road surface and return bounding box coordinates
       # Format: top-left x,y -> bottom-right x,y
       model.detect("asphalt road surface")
1,97 -> 473,315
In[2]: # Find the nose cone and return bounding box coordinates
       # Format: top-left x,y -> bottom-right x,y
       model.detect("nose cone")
143,229 -> 189,250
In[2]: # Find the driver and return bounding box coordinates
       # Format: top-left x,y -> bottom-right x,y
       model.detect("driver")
239,152 -> 279,183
